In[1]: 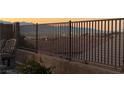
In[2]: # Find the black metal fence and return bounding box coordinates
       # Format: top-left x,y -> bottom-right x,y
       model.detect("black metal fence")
17,18 -> 124,69
70,19 -> 124,68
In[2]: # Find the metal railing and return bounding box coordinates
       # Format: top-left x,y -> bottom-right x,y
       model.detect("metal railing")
70,19 -> 124,68
16,18 -> 124,70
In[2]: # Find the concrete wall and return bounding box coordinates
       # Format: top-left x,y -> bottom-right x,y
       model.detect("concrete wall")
16,49 -> 120,74
0,24 -> 14,40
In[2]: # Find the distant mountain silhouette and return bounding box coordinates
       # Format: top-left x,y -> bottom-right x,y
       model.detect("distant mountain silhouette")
0,20 -> 12,24
0,20 -> 33,25
19,22 -> 34,25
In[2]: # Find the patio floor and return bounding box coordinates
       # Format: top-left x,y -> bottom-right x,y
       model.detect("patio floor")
0,57 -> 18,74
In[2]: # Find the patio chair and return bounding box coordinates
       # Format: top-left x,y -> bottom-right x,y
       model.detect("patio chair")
0,39 -> 16,67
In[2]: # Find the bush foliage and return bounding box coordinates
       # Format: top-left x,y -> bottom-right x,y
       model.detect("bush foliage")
17,57 -> 54,74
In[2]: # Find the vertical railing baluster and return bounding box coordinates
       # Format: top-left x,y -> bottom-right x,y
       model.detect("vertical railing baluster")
65,23 -> 67,58
82,22 -> 85,62
55,24 -> 57,54
60,23 -> 62,57
86,22 -> 88,63
69,21 -> 72,61
67,23 -> 69,59
65,23 -> 66,58
98,21 -> 100,63
56,24 -> 57,55
59,23 -> 61,56
79,22 -> 81,60
49,24 -> 51,53
43,25 -> 45,52
53,24 -> 55,54
101,21 -> 103,63
107,20 -> 110,65
77,22 -> 79,60
92,21 -> 94,62
72,22 -> 73,60
95,21 -> 97,63
62,23 -> 64,56
80,22 -> 82,60
50,24 -> 52,53
52,24 -> 54,54
74,23 -> 76,60
81,22 -> 83,61
76,22 -> 78,60
55,24 -> 57,56
57,24 -> 59,56
62,23 -> 64,57
84,22 -> 86,63
58,24 -> 60,56
119,20 -> 121,67
89,21 -> 91,61
57,24 -> 58,55
49,24 -> 52,53
47,24 -> 49,52
115,20 -> 117,67
63,24 -> 65,57
104,21 -> 106,64
111,20 -> 113,66
45,24 -> 48,53
86,22 -> 88,62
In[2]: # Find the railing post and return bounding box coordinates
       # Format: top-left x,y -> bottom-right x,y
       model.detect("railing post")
14,22 -> 20,48
69,20 -> 72,61
36,23 -> 38,53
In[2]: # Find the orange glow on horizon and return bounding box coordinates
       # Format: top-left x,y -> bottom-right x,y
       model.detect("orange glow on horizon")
0,18 -> 100,24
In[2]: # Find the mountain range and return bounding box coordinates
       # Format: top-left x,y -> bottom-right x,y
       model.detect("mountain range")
0,20 -> 33,25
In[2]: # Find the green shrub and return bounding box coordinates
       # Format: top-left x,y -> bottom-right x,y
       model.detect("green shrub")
17,57 -> 54,74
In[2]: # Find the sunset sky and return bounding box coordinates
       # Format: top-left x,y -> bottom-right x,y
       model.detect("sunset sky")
0,18 -> 99,23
